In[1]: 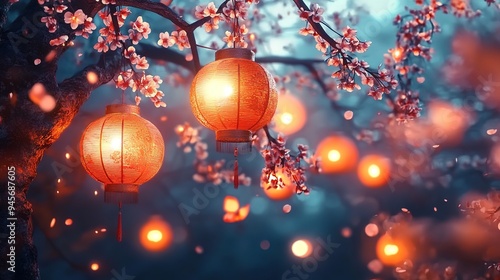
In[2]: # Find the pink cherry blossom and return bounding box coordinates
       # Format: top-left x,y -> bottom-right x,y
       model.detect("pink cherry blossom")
64,9 -> 86,30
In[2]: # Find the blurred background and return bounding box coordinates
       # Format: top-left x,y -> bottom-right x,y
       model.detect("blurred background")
27,0 -> 500,279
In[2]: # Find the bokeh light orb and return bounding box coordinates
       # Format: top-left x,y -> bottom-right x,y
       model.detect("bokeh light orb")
316,135 -> 358,173
139,215 -> 173,252
357,155 -> 391,188
272,93 -> 307,136
376,234 -> 409,266
291,239 -> 312,258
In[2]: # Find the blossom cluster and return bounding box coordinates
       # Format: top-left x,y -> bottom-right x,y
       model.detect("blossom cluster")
193,0 -> 258,48
174,123 -> 251,187
260,133 -> 320,195
297,3 -> 398,103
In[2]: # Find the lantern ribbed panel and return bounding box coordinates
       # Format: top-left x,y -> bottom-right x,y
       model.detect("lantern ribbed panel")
190,48 -> 278,153
80,105 -> 164,203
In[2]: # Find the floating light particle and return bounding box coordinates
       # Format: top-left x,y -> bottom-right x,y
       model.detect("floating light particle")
498,222 -> 500,231
365,223 -> 379,237
9,92 -> 13,99
175,125 -> 184,134
50,218 -> 56,228
39,95 -> 56,112
34,59 -> 41,65
56,190 -> 59,194
185,53 -> 193,61
86,71 -> 98,84
260,240 -> 270,250
100,228 -> 107,232
94,191 -> 98,196
282,204 -> 292,213
45,50 -> 57,62
147,230 -> 163,243
223,196 -> 240,213
487,129 -> 497,135
432,144 -> 440,148
434,207 -> 437,212
90,263 -> 99,271
94,230 -> 98,234
401,208 -> 409,213
367,259 -> 383,274
65,219 -> 73,226
444,199 -> 448,202
291,239 -> 312,258
195,245 -> 203,254
344,110 -> 354,120
65,153 -> 70,159
416,77 -> 425,83
160,116 -> 168,122
57,178 -> 61,183
78,53 -> 83,57
341,227 -> 352,238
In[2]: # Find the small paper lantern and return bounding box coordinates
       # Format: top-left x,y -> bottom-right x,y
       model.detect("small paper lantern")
261,169 -> 295,201
190,48 -> 278,153
316,135 -> 358,173
272,93 -> 306,136
357,154 -> 391,188
80,104 -> 164,203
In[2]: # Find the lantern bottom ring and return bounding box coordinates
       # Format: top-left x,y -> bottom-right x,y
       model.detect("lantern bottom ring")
216,129 -> 252,154
104,184 -> 139,204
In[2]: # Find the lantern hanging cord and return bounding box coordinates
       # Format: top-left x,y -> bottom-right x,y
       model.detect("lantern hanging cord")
233,147 -> 239,189
117,202 -> 123,242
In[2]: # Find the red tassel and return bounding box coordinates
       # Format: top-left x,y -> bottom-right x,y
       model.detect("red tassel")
117,202 -> 122,242
234,160 -> 239,189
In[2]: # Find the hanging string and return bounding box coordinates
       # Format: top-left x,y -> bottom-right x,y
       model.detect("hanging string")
233,147 -> 239,189
117,202 -> 123,242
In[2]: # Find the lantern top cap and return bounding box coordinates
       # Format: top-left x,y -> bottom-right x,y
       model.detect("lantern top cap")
215,48 -> 255,61
106,104 -> 140,115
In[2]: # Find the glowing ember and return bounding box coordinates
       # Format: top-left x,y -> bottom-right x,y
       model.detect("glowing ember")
90,263 -> 99,271
57,179 -> 61,183
260,240 -> 270,250
291,239 -> 312,258
487,129 -> 497,135
65,219 -> 73,226
434,207 -> 437,212
50,218 -> 56,228
365,223 -> 379,237
94,191 -> 98,196
65,153 -> 70,159
140,216 -> 173,252
34,59 -> 41,65
344,110 -> 354,120
100,228 -> 107,232
282,204 -> 292,214
160,116 -> 168,122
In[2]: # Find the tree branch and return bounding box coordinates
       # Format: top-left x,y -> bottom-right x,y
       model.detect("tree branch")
114,0 -> 189,29
136,43 -> 195,72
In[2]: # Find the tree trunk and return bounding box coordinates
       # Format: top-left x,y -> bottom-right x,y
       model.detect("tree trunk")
0,1 -> 121,278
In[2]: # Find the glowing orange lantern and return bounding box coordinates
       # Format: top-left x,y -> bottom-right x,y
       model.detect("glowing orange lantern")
376,233 -> 410,266
190,48 -> 278,153
80,104 -> 164,203
357,154 -> 390,188
261,169 -> 296,200
272,93 -> 306,136
139,215 -> 173,252
316,136 -> 358,173
80,104 -> 164,241
222,196 -> 250,223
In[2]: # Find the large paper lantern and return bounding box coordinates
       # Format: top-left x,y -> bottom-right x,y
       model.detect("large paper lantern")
272,93 -> 306,136
80,104 -> 164,203
80,104 -> 164,241
316,135 -> 358,173
190,48 -> 278,153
